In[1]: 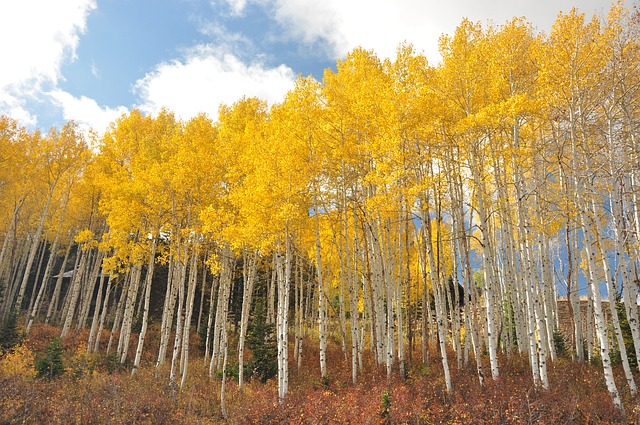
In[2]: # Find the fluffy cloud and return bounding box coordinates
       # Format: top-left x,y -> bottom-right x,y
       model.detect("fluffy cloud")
0,0 -> 96,126
48,90 -> 128,136
268,0 -> 609,63
134,45 -> 296,120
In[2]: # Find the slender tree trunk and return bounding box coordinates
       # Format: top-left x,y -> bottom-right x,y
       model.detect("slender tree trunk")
277,235 -> 292,404
238,249 -> 257,389
87,273 -> 107,354
132,237 -> 157,375
582,212 -> 624,412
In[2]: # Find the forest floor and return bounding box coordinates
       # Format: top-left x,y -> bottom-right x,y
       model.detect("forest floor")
1,323 -> 638,424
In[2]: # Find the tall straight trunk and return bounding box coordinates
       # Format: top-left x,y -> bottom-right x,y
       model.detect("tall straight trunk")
131,237 -> 158,375
267,254 -> 276,325
93,276 -> 113,353
588,196 -> 636,395
395,216 -> 405,378
448,158 -> 485,386
209,247 -> 233,377
87,273 -> 107,354
107,274 -> 129,355
220,325 -> 229,420
15,187 -> 56,311
196,260 -> 207,334
61,248 -> 91,338
469,154 -> 499,380
77,250 -> 106,331
582,212 -> 624,412
26,238 -> 47,316
293,254 -> 301,368
238,249 -> 257,389
383,219 -> 396,380
118,264 -> 142,363
0,198 -> 26,312
417,225 -> 430,366
26,235 -> 60,333
532,157 -> 557,364
169,257 -> 187,386
45,243 -> 73,324
346,204 -> 360,383
156,257 -> 178,368
360,217 -> 381,365
175,251 -> 196,386
204,274 -> 218,364
296,258 -> 305,372
276,235 -> 292,404
180,251 -> 199,387
423,201 -> 452,392
566,224 -> 584,362
6,239 -> 30,316
611,182 -> 640,372
314,192 -> 328,379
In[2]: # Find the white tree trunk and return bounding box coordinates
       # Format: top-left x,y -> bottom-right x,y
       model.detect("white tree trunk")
276,236 -> 292,404
131,237 -> 157,375
238,249 -> 257,388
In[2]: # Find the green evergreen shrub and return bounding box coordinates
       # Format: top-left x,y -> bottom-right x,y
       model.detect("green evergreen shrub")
35,337 -> 65,379
0,308 -> 23,355
246,302 -> 277,383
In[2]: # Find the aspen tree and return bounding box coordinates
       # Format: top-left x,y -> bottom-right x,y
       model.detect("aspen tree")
237,249 -> 257,388
15,123 -> 88,313
131,236 -> 157,375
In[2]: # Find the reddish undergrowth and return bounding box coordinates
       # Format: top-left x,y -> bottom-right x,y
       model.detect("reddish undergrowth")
0,324 -> 636,424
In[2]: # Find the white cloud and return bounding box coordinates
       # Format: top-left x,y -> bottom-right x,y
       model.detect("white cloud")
225,0 -> 248,15
0,0 -> 96,126
0,91 -> 37,127
48,90 -> 128,136
210,0 -> 248,16
268,0 -> 610,63
134,45 -> 296,120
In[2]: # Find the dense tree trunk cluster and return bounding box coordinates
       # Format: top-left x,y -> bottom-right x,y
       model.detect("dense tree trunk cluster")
0,3 -> 639,414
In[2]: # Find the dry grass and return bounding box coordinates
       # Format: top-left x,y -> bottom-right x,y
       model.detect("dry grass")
0,323 -> 636,424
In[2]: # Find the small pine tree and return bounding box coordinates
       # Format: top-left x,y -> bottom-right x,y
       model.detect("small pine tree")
0,308 -> 23,355
35,337 -> 65,379
615,302 -> 637,368
247,302 -> 277,383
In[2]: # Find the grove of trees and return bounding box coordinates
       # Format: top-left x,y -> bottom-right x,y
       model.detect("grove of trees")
1,3 -> 640,420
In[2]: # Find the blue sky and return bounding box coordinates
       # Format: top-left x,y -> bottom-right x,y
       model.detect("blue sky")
0,0 -> 609,135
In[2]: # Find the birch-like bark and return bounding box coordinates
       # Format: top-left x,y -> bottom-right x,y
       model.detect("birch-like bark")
209,248 -> 233,377
180,251 -> 199,388
238,249 -> 257,388
588,196 -> 636,395
582,212 -> 624,412
423,201 -> 452,392
220,325 -> 229,420
314,192 -> 328,380
611,182 -> 640,372
156,257 -> 177,368
203,274 -> 218,364
60,247 -> 90,338
169,251 -> 188,386
469,153 -> 499,380
107,273 -> 129,355
87,273 -> 107,354
26,235 -> 60,333
45,242 -> 72,324
14,186 -> 56,311
77,250 -> 106,331
26,239 -> 47,316
131,236 -> 157,375
118,264 -> 142,363
276,236 -> 292,404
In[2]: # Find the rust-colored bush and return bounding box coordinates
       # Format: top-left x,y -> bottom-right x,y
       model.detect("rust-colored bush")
0,327 -> 636,424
